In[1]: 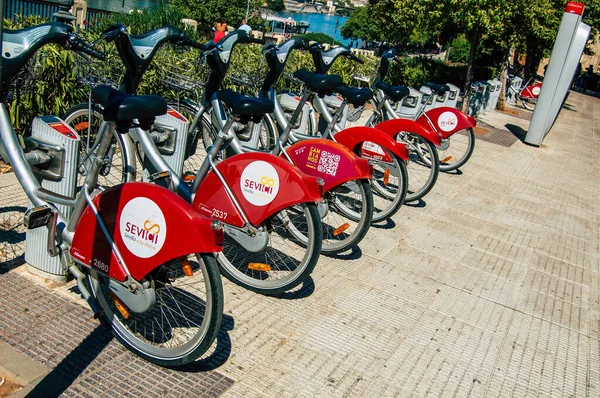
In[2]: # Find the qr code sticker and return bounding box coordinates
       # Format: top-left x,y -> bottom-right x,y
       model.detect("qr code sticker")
317,150 -> 341,176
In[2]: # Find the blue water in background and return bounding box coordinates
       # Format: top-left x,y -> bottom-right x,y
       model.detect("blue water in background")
275,11 -> 349,45
86,1 -> 350,46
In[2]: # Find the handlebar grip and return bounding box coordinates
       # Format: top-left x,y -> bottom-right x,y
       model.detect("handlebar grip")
248,37 -> 266,45
178,35 -> 208,50
68,34 -> 106,60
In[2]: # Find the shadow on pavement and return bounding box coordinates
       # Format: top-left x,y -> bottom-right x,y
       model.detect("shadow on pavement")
275,276 -> 315,300
371,218 -> 396,229
179,314 -> 235,372
505,124 -> 527,142
28,325 -> 113,397
405,198 -> 426,208
329,245 -> 362,260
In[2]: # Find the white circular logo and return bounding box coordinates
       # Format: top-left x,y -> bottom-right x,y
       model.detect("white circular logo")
119,197 -> 167,258
240,161 -> 280,206
438,111 -> 458,132
532,86 -> 541,95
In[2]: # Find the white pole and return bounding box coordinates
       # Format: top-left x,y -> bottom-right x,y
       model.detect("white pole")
245,0 -> 250,20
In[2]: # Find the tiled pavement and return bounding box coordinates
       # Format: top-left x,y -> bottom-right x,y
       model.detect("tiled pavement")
0,91 -> 598,397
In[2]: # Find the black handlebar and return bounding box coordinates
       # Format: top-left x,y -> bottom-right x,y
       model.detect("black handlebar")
176,34 -> 208,50
348,52 -> 364,64
247,36 -> 266,45
68,34 -> 106,60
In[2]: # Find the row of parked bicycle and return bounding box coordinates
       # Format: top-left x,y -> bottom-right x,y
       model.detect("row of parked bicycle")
1,21 -> 477,367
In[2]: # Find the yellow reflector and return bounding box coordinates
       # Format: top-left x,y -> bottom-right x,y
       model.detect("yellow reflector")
74,121 -> 89,131
109,291 -> 130,319
441,156 -> 453,163
182,174 -> 195,182
181,256 -> 193,277
248,263 -> 272,272
383,169 -> 390,186
333,223 -> 350,236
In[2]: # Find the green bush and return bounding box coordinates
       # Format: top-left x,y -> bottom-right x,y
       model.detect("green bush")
4,12 -> 497,137
299,33 -> 342,46
447,34 -> 470,64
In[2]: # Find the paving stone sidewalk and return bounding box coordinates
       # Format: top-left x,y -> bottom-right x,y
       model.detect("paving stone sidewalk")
0,91 -> 598,397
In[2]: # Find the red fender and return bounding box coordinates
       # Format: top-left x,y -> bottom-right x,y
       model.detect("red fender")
520,82 -> 542,99
375,118 -> 441,146
193,152 -> 322,228
285,139 -> 371,193
333,126 -> 409,161
417,107 -> 477,139
70,183 -> 222,282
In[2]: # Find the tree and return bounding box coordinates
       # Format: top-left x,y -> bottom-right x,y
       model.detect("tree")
369,0 -> 518,112
340,5 -> 383,45
268,0 -> 286,12
169,0 -> 256,28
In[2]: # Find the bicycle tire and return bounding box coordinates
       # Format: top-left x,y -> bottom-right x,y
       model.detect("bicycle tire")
438,127 -> 475,172
320,178 -> 373,254
62,103 -> 136,188
87,253 -> 224,367
521,98 -> 536,111
396,132 -> 440,202
217,202 -> 322,295
369,149 -> 408,223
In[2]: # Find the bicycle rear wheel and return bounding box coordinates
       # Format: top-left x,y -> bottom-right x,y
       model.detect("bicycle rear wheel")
438,128 -> 475,172
217,202 -> 322,295
320,179 -> 373,254
63,103 -> 136,188
88,253 -> 223,367
397,132 -> 439,202
369,150 -> 408,222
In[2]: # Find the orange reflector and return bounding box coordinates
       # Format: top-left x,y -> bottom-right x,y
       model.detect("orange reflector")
182,174 -> 195,182
383,169 -> 390,186
74,121 -> 89,131
181,256 -> 193,277
441,156 -> 453,163
248,263 -> 272,272
109,291 -> 130,319
333,223 -> 350,236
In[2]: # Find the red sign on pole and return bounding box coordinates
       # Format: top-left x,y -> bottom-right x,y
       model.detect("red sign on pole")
565,2 -> 584,15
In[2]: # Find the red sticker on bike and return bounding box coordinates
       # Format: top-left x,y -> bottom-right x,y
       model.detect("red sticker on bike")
565,2 -> 584,14
167,108 -> 188,122
49,122 -> 78,139
360,141 -> 393,163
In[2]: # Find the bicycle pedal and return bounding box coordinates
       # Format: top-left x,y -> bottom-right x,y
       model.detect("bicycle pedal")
147,170 -> 171,183
147,171 -> 173,190
23,205 -> 55,229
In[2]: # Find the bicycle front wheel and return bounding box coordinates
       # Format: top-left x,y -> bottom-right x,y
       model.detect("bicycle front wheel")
217,202 -> 322,295
397,132 -> 440,202
63,103 -> 136,188
87,253 -> 224,367
438,128 -> 475,172
321,179 -> 373,254
521,98 -> 536,111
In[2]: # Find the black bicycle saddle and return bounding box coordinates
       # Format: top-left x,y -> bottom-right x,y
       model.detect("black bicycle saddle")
92,85 -> 167,123
293,69 -> 343,96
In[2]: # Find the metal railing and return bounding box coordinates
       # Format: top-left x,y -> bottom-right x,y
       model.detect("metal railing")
3,0 -> 111,26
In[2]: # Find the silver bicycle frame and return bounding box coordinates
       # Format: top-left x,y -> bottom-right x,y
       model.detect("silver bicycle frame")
129,106 -> 255,229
